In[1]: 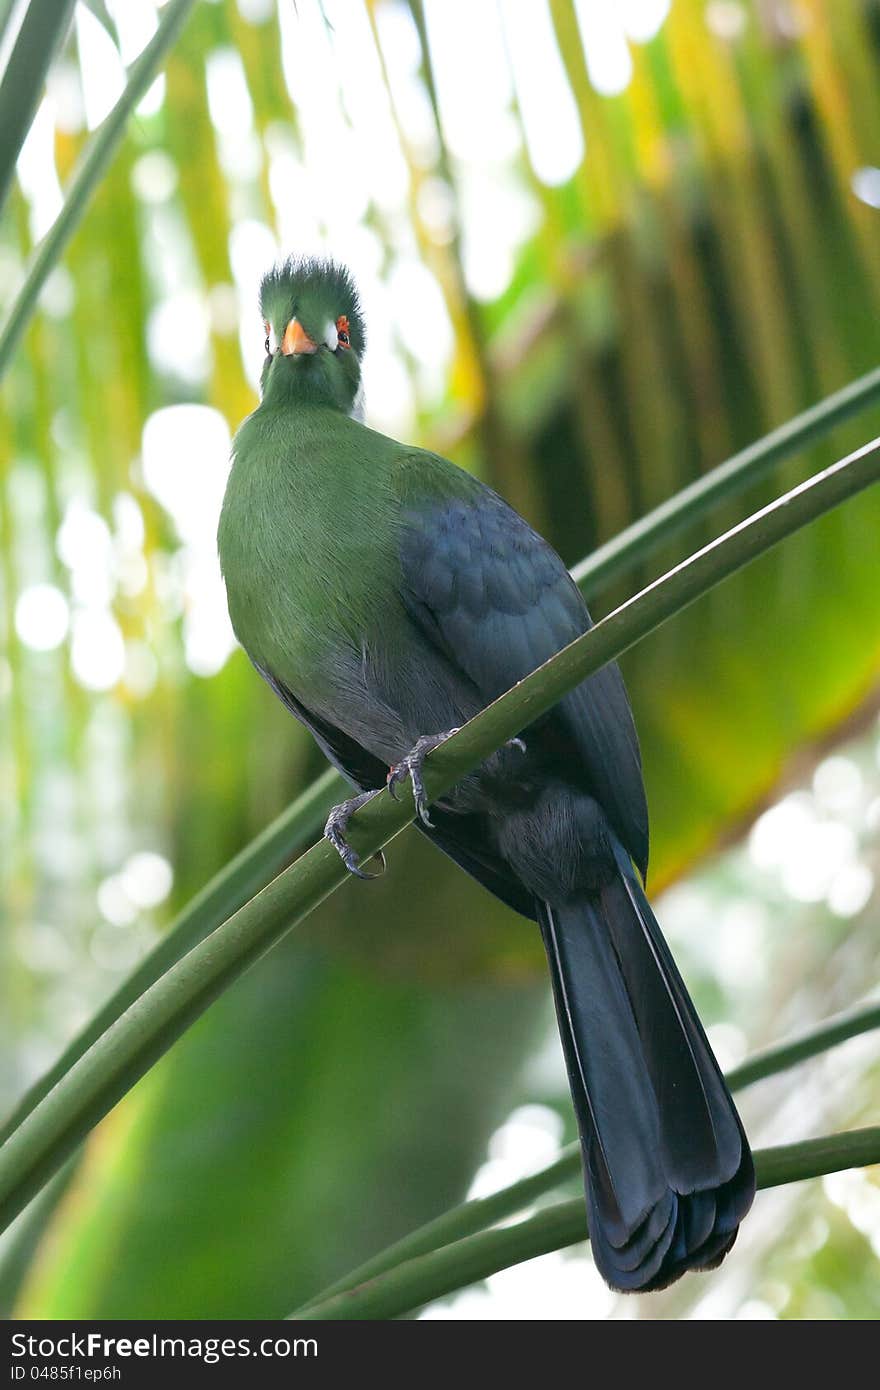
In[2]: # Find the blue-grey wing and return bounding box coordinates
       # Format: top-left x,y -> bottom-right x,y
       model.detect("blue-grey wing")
396,457 -> 649,877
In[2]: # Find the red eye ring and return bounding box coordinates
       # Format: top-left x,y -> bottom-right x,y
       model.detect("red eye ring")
336,315 -> 351,349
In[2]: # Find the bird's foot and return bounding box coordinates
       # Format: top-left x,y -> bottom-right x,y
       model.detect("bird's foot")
387,730 -> 527,828
324,790 -> 386,880
387,729 -> 461,828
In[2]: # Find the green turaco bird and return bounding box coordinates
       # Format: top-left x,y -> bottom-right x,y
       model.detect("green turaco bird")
217,256 -> 755,1292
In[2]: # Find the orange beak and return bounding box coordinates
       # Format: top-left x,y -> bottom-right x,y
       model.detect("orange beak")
281,318 -> 319,355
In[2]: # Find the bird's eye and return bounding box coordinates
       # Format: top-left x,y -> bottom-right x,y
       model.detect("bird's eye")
336,315 -> 351,350
263,320 -> 276,355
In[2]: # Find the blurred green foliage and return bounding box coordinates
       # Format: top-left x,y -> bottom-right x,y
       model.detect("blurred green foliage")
0,0 -> 878,1318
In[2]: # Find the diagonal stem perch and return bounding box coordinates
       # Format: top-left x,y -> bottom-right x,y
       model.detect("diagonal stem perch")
0,436 -> 876,1234
290,1128 -> 880,1321
4,382 -> 880,1142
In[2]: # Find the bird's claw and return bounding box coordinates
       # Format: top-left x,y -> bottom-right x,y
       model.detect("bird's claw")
324,791 -> 386,880
387,728 -> 461,829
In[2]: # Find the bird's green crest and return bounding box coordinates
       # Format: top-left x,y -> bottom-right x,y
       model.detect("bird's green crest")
257,256 -> 366,416
260,256 -> 366,354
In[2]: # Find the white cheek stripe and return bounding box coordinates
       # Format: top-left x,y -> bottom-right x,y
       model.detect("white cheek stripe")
323,319 -> 338,351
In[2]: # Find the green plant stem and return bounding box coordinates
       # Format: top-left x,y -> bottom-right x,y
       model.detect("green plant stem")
291,993 -> 880,1313
0,0 -> 197,381
292,1129 -> 880,1321
0,0 -> 77,216
0,767 -> 343,1147
755,1129 -> 880,1187
297,1199 -> 588,1324
572,366 -> 880,596
0,437 -> 875,1234
296,1151 -> 582,1317
726,998 -> 880,1091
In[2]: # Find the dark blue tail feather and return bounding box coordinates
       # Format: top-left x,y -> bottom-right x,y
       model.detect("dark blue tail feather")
537,840 -> 755,1292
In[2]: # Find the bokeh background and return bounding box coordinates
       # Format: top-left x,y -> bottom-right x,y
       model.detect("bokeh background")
1,0 -> 879,1319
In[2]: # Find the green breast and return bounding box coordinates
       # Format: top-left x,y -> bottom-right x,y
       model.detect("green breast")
217,404 -> 405,702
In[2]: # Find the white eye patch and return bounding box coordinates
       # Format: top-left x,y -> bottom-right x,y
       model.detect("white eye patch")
323,319 -> 339,351
264,320 -> 278,354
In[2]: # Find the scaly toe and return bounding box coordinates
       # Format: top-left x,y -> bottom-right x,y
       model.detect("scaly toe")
409,766 -> 433,827
386,766 -> 405,802
386,756 -> 432,824
347,848 -> 386,881
387,728 -> 460,827
323,790 -> 385,881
